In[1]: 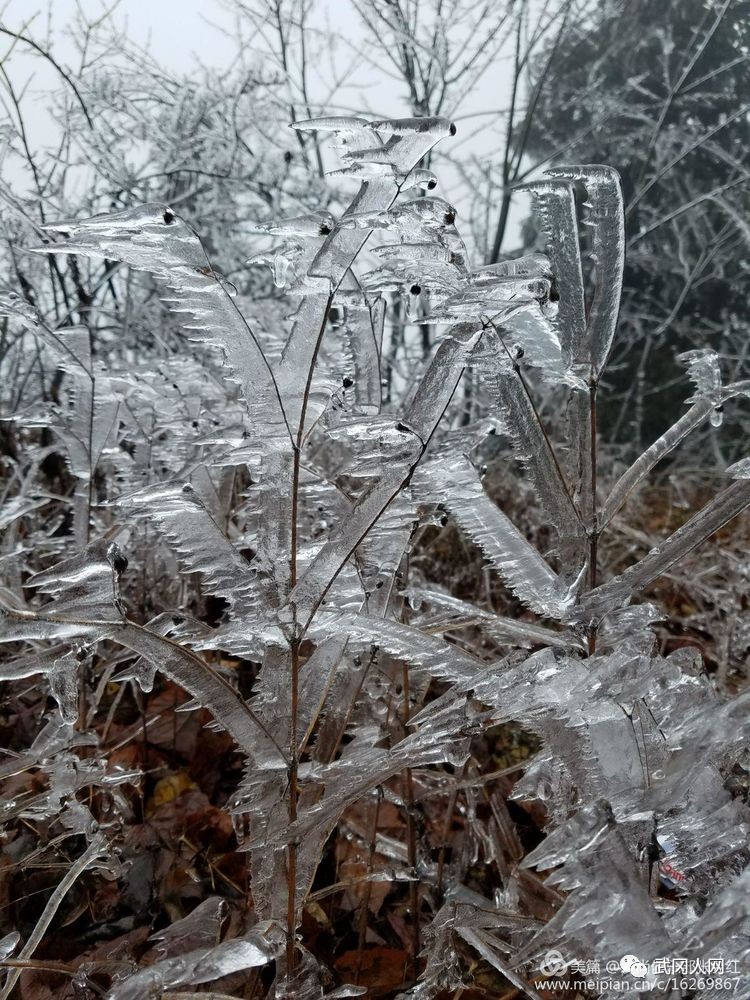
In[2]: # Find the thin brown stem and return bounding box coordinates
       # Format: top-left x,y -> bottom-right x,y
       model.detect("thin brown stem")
0,959 -> 77,975
587,379 -> 598,656
285,292 -> 334,974
436,762 -> 466,897
401,662 -> 420,983
488,317 -> 581,525
286,636 -> 300,973
355,786 -> 383,985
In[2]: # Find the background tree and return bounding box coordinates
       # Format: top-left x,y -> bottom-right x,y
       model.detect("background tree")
520,0 -> 750,455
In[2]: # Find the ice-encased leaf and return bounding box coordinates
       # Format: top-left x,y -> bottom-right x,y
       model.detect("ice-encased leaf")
121,483 -> 255,608
482,358 -> 583,544
307,611 -> 484,684
578,479 -> 750,623
26,538 -> 125,622
0,589 -> 284,763
423,271 -> 545,315
34,204 -> 292,448
20,325 -> 122,544
603,376 -> 750,526
316,414 -> 422,478
352,491 -> 413,616
296,638 -> 348,750
340,195 -> 458,233
109,622 -> 286,762
251,713 -> 473,898
287,324 -> 482,629
727,456 -> 750,478
491,300 -> 575,386
48,652 -> 80,725
246,211 -> 335,290
601,399 -> 716,526
364,117 -> 457,137
680,348 -> 723,412
334,292 -> 385,413
150,896 -> 228,956
521,178 -> 592,526
278,117 -> 456,433
0,931 -> 19,961
411,643 -> 691,831
523,179 -> 586,368
414,454 -> 572,618
0,289 -> 43,330
403,586 -> 577,650
687,866 -> 750,946
0,834 -> 110,1000
545,165 -> 624,378
112,655 -> 157,694
106,924 -> 283,1000
655,780 -> 749,892
252,708 -> 466,919
401,167 -> 438,190
291,116 -> 371,133
46,327 -> 120,468
248,210 -> 336,239
517,802 -> 669,967
457,927 -> 544,1000
0,495 -> 51,531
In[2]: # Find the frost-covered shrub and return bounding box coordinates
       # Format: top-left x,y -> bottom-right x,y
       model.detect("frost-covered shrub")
1,115 -> 750,999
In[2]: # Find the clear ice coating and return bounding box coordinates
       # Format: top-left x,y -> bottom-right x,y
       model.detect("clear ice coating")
413,454 -> 572,619
106,924 -> 284,999
2,105 -> 750,1000
544,164 -> 625,378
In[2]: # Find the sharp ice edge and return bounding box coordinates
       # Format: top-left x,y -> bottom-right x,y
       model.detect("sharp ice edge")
413,454 -> 572,619
106,924 -> 283,999
544,165 -> 624,377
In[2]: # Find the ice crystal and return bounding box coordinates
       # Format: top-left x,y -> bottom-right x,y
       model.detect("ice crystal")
3,110 -> 749,1000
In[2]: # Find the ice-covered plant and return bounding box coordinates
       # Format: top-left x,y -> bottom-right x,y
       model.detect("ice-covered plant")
1,114 -> 750,999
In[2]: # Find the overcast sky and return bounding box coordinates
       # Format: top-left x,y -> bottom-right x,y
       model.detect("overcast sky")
1,0 -> 516,134
0,0 -> 526,246
2,0 -> 241,73
0,0 -> 415,123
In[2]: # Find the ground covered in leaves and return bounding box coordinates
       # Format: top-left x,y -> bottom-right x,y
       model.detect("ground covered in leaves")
0,475 -> 747,999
